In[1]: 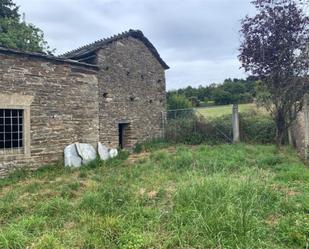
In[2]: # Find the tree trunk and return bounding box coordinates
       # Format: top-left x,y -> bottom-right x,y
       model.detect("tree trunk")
276,128 -> 285,147
275,110 -> 286,147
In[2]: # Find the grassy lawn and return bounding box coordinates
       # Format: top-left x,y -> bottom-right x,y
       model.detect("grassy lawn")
0,143 -> 308,248
196,103 -> 261,118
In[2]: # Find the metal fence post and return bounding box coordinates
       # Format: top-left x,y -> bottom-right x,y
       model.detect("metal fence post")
232,104 -> 240,143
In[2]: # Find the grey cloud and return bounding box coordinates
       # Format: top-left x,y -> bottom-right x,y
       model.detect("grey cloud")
14,0 -> 253,89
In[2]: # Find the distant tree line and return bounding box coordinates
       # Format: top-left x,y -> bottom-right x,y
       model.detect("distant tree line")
167,77 -> 258,110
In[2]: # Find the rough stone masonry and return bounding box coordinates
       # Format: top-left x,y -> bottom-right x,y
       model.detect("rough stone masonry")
292,94 -> 309,160
0,30 -> 168,177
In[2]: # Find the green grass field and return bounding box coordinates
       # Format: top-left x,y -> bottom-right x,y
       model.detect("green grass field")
0,143 -> 308,248
196,103 -> 261,118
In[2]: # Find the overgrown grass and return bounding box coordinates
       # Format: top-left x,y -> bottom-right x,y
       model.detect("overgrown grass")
0,143 -> 308,248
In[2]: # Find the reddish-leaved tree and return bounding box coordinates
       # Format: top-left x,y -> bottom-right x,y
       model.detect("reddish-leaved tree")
239,0 -> 309,146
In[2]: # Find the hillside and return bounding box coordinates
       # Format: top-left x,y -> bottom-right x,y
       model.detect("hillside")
0,143 -> 308,249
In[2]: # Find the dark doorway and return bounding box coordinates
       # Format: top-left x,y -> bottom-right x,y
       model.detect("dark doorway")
118,123 -> 130,149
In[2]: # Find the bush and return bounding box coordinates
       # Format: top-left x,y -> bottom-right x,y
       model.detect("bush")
167,94 -> 192,110
239,112 -> 276,144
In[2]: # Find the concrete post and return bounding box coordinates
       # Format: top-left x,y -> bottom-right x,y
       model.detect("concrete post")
232,104 -> 240,143
304,94 -> 309,160
161,111 -> 166,139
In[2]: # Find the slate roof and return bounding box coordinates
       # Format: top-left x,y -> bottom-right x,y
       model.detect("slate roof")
60,29 -> 169,69
0,46 -> 99,70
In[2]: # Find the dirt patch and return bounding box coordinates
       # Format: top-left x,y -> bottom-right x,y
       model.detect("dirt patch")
147,190 -> 158,199
127,152 -> 151,164
271,184 -> 301,197
265,214 -> 280,226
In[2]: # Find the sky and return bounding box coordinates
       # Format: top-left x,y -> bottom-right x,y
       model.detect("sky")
14,0 -> 255,90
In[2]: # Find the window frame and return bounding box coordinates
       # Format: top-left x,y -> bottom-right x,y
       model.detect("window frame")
0,94 -> 33,159
0,108 -> 24,152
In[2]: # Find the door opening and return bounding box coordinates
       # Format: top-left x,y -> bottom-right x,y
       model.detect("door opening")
118,123 -> 130,149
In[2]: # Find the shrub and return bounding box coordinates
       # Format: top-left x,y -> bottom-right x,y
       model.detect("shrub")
239,112 -> 276,144
167,94 -> 192,110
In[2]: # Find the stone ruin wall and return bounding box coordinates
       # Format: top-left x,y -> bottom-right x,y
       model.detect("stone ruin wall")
0,52 -> 99,177
97,37 -> 166,148
0,36 -> 167,177
292,95 -> 309,160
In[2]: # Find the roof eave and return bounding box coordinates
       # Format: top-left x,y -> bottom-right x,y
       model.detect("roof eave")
0,46 -> 99,70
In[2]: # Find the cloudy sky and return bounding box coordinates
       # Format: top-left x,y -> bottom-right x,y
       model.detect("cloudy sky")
15,0 -> 255,90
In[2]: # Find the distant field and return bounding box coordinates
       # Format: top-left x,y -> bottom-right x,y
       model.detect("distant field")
196,103 -> 260,118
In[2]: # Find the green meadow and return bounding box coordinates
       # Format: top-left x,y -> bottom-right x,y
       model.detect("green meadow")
0,143 -> 308,249
196,103 -> 262,118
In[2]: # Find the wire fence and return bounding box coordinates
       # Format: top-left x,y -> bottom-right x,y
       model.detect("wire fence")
162,108 -> 233,145
162,106 -> 276,145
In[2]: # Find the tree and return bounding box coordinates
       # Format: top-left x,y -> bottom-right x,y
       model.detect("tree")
188,96 -> 200,107
239,0 -> 309,146
0,0 -> 53,53
212,88 -> 233,105
167,94 -> 192,110
0,0 -> 19,19
0,18 -> 51,52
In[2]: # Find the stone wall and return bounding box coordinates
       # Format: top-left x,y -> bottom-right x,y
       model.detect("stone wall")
97,37 -> 166,148
0,52 -> 99,177
291,95 -> 309,159
292,112 -> 306,157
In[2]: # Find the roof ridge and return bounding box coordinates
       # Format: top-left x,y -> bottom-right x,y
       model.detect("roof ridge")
59,29 -> 169,69
59,29 -> 135,58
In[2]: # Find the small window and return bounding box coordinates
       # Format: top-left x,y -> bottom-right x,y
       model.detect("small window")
0,109 -> 23,150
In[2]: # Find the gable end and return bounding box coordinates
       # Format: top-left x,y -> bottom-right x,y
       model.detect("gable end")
60,30 -> 169,70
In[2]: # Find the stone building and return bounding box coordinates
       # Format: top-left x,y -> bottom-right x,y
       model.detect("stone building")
0,30 -> 168,177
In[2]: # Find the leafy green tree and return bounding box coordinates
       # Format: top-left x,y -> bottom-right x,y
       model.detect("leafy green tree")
0,0 -> 19,18
0,0 -> 53,53
167,94 -> 192,110
212,88 -> 233,105
0,18 -> 51,53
